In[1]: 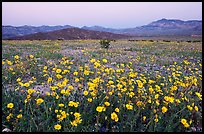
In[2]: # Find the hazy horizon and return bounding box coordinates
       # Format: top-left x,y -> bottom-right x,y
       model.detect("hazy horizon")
2,18 -> 202,29
2,2 -> 202,29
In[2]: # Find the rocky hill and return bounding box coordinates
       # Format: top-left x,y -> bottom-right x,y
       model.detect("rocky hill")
2,25 -> 75,39
82,19 -> 202,36
8,28 -> 132,40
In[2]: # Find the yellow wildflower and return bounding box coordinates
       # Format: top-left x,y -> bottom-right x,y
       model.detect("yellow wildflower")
58,104 -> 64,107
126,104 -> 133,110
115,108 -> 119,113
56,95 -> 60,99
74,102 -> 79,108
68,101 -> 74,107
17,114 -> 22,119
29,55 -> 34,58
73,71 -> 78,76
7,103 -> 14,109
194,106 -> 199,111
181,118 -> 187,125
136,101 -> 142,107
195,92 -> 202,100
36,98 -> 44,105
6,116 -> 11,121
96,106 -> 105,112
56,74 -> 63,79
154,118 -> 158,123
111,112 -> 119,122
187,105 -> 193,111
70,120 -> 78,127
87,98 -> 92,102
47,77 -> 52,83
102,59 -> 107,63
90,59 -> 96,63
104,101 -> 110,107
24,82 -> 30,87
138,82 -> 143,88
54,124 -> 61,130
155,94 -> 159,99
75,78 -> 79,82
184,123 -> 190,128
7,60 -> 12,65
169,97 -> 175,103
60,89 -> 66,95
143,116 -> 146,121
68,85 -> 74,90
74,112 -> 81,118
161,106 -> 168,113
14,55 -> 19,59
84,90 -> 88,96
56,69 -> 62,74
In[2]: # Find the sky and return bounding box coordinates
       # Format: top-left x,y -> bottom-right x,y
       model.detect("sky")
2,2 -> 202,29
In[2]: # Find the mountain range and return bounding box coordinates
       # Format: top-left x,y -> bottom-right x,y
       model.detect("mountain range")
2,25 -> 75,39
81,19 -> 202,36
8,28 -> 131,40
2,18 -> 202,40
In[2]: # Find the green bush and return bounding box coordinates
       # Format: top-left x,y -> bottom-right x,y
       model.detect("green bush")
99,40 -> 111,49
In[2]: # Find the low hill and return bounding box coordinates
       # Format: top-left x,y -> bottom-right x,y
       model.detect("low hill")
2,25 -> 75,39
8,28 -> 132,40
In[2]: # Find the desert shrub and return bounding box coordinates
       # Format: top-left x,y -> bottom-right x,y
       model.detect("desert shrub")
163,40 -> 171,42
99,40 -> 111,49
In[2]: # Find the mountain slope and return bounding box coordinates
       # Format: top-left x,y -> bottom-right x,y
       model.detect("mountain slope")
8,28 -> 132,40
81,19 -> 202,36
81,26 -> 118,33
2,25 -> 75,39
3,18 -> 202,39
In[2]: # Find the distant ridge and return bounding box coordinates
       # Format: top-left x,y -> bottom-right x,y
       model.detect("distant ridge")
8,27 -> 132,40
82,19 -> 202,36
2,25 -> 75,39
3,18 -> 202,39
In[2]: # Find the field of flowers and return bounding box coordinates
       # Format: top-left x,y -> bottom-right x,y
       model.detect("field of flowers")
2,39 -> 202,132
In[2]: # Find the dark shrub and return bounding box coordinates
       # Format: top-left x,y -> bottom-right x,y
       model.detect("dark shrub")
99,40 -> 111,49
